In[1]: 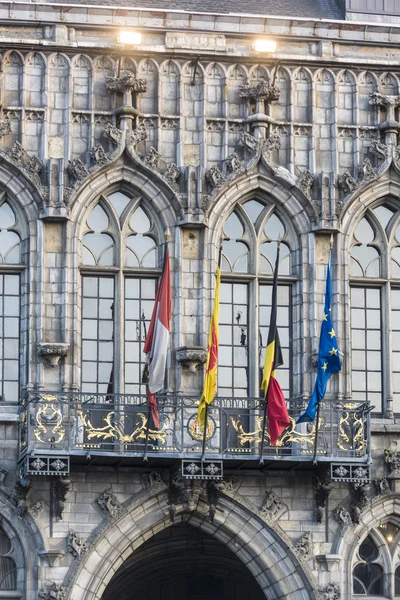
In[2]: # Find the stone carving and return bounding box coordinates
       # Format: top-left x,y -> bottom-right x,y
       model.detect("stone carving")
358,158 -> 376,182
144,146 -> 160,170
297,169 -> 315,198
263,131 -> 281,158
68,158 -> 89,184
294,532 -> 312,560
30,501 -> 44,519
91,143 -> 110,167
97,489 -> 122,518
259,490 -> 286,521
201,194 -> 210,212
206,480 -> 223,522
239,81 -> 281,103
4,141 -> 46,195
375,477 -> 390,496
319,582 -> 341,600
335,505 -> 351,527
315,482 -> 331,524
67,530 -> 88,558
130,123 -> 148,147
370,140 -> 389,161
351,483 -> 369,524
394,146 -> 400,170
104,122 -> 123,146
238,131 -> 259,154
369,91 -> 400,122
205,165 -> 226,191
38,582 -> 67,600
9,140 -> 26,165
176,347 -> 207,373
226,152 -> 245,175
141,471 -> 166,494
106,72 -> 147,94
0,114 -> 11,138
54,477 -> 70,520
163,163 -> 181,187
338,170 -> 358,195
38,343 -> 69,368
12,475 -> 31,518
167,474 -> 203,522
385,449 -> 400,472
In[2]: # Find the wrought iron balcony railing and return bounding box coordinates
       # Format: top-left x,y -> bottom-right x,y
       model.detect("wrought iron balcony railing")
19,392 -> 371,468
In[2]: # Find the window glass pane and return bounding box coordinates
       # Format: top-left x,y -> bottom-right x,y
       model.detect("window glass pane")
392,289 -> 400,414
351,218 -> 380,277
0,201 -> 21,264
0,274 -> 19,402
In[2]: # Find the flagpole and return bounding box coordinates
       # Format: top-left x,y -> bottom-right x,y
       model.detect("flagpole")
201,241 -> 223,461
259,238 -> 281,465
143,228 -> 171,462
312,234 -> 334,466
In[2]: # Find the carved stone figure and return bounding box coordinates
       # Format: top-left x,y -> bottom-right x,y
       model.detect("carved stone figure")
338,170 -> 358,195
67,530 -> 88,558
370,140 -> 389,161
91,143 -> 110,167
54,478 -> 70,520
104,122 -> 123,146
384,449 -> 400,472
297,169 -> 315,198
294,532 -> 312,560
9,140 -> 26,165
205,165 -> 226,191
351,483 -> 369,524
335,505 -> 351,527
206,481 -> 223,522
375,476 -> 390,496
12,476 -> 31,518
263,131 -> 281,158
68,158 -> 89,183
38,582 -> 67,600
358,158 -> 376,182
319,582 -> 341,600
163,163 -> 181,187
226,152 -> 245,175
144,146 -> 160,170
259,490 -> 285,521
97,489 -> 122,518
30,501 -> 44,519
238,131 -> 259,154
131,123 -> 148,147
0,115 -> 11,138
315,482 -> 331,523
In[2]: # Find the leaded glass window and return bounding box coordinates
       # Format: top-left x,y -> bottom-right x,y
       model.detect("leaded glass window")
220,200 -> 294,398
80,190 -> 161,395
0,200 -> 22,403
350,202 -> 400,415
353,535 -> 383,595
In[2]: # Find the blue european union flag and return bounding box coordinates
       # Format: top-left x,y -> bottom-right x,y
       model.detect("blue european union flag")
297,252 -> 341,423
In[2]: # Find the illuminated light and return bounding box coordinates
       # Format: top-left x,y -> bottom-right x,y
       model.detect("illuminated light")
254,39 -> 277,53
387,535 -> 393,542
119,30 -> 142,45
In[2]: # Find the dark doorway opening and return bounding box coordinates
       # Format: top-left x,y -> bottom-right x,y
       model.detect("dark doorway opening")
102,522 -> 265,599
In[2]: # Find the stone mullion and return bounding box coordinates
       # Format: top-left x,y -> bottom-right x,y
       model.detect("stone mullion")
332,76 -> 338,180
89,65 -> 95,150
115,234 -> 124,395
35,220 -> 45,391
383,277 -> 393,417
310,73 -> 316,175
63,220 -> 75,392
340,232 -> 352,402
20,55 -> 26,150
177,65 -> 183,167
222,73 -> 228,162
248,277 -> 259,398
354,77 -> 361,173
200,71 -> 206,169
288,73 -> 294,174
65,62 -> 73,162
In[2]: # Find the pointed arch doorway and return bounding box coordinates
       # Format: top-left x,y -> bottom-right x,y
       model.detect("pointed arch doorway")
102,522 -> 265,600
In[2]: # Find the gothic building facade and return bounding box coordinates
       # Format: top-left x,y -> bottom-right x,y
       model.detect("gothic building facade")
0,0 -> 400,599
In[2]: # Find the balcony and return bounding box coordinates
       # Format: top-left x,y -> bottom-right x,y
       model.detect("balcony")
18,392 -> 371,481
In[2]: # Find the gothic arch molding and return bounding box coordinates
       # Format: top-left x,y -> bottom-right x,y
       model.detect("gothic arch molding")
0,160 -> 41,230
66,490 -> 317,600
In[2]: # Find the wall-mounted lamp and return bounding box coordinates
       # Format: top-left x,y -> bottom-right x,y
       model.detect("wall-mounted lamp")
254,39 -> 277,53
118,30 -> 142,45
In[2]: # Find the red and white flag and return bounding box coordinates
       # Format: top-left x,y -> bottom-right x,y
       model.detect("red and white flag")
143,249 -> 171,429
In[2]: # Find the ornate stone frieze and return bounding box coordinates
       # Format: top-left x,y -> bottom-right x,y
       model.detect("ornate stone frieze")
67,530 -> 88,558
38,343 -> 69,368
90,143 -> 110,167
144,146 -> 160,170
351,483 -> 369,524
385,449 -> 400,472
97,489 -> 122,518
104,122 -> 123,146
239,81 -> 281,103
163,163 -> 181,187
226,152 -> 245,175
319,582 -> 341,600
334,505 -> 351,527
205,165 -> 226,191
375,476 -> 390,496
337,170 -> 358,196
38,582 -> 67,600
238,131 -> 259,154
176,347 -> 207,373
106,72 -> 147,94
54,477 -> 70,520
294,532 -> 312,560
68,158 -> 89,184
259,490 -> 287,522
297,169 -> 315,198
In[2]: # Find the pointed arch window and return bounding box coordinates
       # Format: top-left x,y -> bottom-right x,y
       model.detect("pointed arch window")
0,198 -> 23,403
80,189 -> 162,396
350,201 -> 400,415
219,200 -> 294,399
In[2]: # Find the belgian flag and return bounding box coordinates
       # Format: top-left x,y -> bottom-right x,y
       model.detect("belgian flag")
261,241 -> 290,445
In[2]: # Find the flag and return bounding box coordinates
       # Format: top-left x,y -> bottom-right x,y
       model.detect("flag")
297,251 -> 341,423
143,249 -> 171,429
197,255 -> 221,428
261,242 -> 290,445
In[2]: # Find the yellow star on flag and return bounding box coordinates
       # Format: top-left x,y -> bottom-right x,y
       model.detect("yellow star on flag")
328,328 -> 335,338
322,362 -> 328,372
323,313 -> 328,321
329,347 -> 338,356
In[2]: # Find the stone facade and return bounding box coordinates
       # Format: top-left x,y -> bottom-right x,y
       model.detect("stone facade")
0,4 -> 400,600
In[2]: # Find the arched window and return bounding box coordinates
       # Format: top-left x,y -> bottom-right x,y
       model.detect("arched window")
349,201 -> 400,415
80,189 -> 162,396
0,198 -> 22,403
353,535 -> 384,595
219,200 -> 294,399
0,528 -> 17,591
